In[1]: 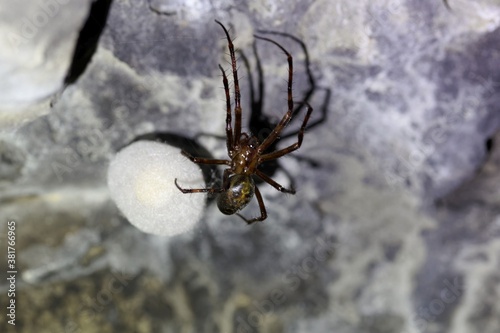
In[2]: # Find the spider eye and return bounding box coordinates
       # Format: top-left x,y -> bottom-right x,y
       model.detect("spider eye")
217,175 -> 255,215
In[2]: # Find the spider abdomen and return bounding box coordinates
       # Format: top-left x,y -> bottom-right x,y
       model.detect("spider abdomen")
217,175 -> 255,215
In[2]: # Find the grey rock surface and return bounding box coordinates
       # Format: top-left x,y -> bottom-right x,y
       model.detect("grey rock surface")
1,0 -> 500,332
0,0 -> 95,127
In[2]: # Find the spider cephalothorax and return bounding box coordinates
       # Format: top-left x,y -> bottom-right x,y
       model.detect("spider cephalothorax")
175,20 -> 313,224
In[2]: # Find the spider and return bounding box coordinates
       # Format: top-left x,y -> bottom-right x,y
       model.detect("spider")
174,20 -> 313,224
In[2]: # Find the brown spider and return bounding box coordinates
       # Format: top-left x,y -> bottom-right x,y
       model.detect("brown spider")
175,20 -> 313,224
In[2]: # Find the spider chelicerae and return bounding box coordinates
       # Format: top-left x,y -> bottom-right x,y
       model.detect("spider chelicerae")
175,20 -> 314,224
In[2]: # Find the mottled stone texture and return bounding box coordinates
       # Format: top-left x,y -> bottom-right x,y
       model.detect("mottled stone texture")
0,0 -> 95,126
1,0 -> 500,332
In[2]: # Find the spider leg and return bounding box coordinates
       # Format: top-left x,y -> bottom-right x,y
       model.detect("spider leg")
174,178 -> 224,194
255,30 -> 329,141
236,186 -> 267,224
254,35 -> 295,153
281,87 -> 330,140
175,169 -> 231,194
255,169 -> 295,194
181,150 -> 230,165
215,20 -> 242,146
259,102 -> 313,163
256,29 -> 314,118
218,64 -> 234,156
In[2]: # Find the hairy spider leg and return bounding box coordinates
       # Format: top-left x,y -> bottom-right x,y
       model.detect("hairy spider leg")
180,150 -> 230,166
199,29 -> 329,162
259,102 -> 313,163
254,36 -> 295,153
218,64 -> 234,156
174,178 -> 225,194
215,20 -> 243,146
175,168 -> 232,193
255,30 -> 329,140
174,152 -> 230,193
255,169 -> 295,194
256,30 -> 313,119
